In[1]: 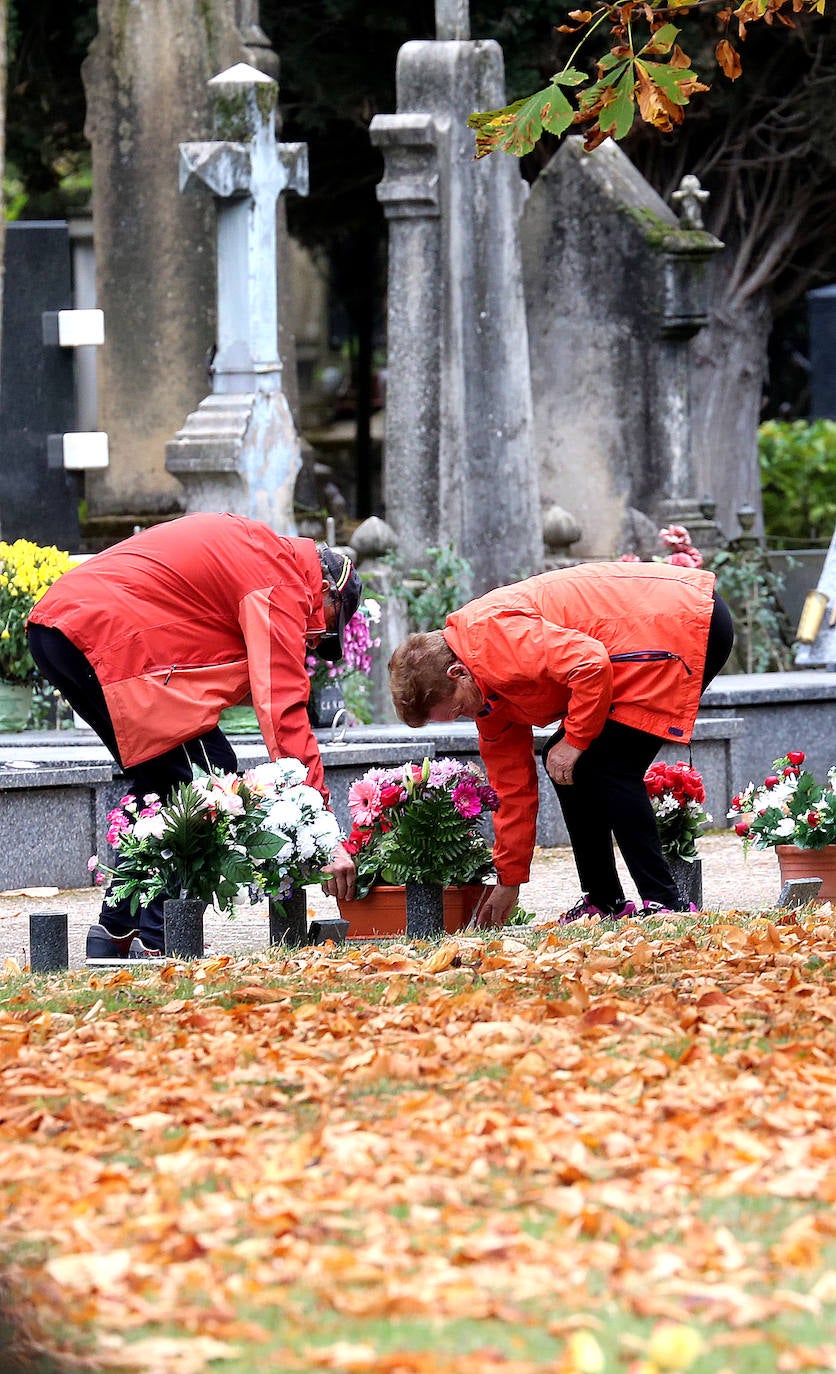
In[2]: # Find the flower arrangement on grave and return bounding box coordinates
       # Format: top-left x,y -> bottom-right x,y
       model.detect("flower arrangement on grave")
306,596 -> 382,724
0,539 -> 76,683
728,751 -> 836,851
656,524 -> 704,569
90,759 -> 342,915
343,756 -> 498,899
644,761 -> 709,863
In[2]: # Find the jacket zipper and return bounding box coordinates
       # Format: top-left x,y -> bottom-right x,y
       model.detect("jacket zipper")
609,650 -> 693,677
163,658 -> 247,686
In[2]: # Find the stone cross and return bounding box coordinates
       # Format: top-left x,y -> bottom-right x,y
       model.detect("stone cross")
435,0 -> 470,39
166,63 -> 308,534
179,63 -> 308,394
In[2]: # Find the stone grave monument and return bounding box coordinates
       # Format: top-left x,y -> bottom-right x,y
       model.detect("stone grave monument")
82,0 -> 253,527
808,284 -> 836,420
521,138 -> 724,559
794,524 -> 836,669
0,224 -> 87,547
369,0 -> 542,595
165,64 -> 308,532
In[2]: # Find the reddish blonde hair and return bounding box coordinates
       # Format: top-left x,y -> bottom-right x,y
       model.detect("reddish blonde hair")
388,630 -> 457,726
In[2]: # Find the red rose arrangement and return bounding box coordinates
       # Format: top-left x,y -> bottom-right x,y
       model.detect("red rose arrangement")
728,751 -> 836,851
644,760 -> 709,862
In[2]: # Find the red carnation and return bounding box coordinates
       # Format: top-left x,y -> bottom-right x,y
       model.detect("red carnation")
344,825 -> 372,855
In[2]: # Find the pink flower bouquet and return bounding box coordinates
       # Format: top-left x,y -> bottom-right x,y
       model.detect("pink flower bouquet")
344,756 -> 498,897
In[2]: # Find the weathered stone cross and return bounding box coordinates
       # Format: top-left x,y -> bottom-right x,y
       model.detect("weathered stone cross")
435,0 -> 470,40
166,63 -> 308,534
178,62 -> 308,394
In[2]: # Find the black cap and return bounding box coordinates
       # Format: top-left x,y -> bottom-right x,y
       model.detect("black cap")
316,547 -> 363,662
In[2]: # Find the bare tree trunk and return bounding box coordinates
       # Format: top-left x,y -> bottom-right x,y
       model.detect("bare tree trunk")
689,273 -> 771,543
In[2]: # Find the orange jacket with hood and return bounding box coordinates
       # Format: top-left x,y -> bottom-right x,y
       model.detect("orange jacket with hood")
442,561 -> 717,886
28,513 -> 331,798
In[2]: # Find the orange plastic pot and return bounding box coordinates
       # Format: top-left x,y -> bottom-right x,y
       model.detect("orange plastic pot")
337,884 -> 485,939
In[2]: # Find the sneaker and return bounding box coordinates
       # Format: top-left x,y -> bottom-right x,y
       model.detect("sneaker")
643,901 -> 699,915
558,896 -> 638,925
85,923 -> 164,964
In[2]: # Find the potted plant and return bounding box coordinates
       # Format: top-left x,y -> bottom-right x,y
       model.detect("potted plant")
91,759 -> 342,956
0,539 -> 75,731
728,750 -> 836,899
306,596 -> 382,727
644,760 -> 709,909
339,756 -> 498,938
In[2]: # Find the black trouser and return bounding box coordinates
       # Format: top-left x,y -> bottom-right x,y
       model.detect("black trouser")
27,623 -> 237,949
542,594 -> 734,911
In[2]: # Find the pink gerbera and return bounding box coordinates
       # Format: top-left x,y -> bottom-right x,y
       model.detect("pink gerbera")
452,779 -> 481,818
348,777 -> 382,826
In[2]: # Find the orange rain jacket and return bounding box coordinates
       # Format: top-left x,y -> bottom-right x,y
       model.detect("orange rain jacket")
442,561 -> 717,886
29,513 -> 331,798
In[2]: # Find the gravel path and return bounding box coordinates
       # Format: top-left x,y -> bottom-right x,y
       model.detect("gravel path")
0,831 -> 784,971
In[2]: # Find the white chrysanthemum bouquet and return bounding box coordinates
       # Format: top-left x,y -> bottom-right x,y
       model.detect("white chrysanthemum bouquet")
90,759 -> 341,915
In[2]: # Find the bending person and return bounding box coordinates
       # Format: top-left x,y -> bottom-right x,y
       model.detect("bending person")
27,513 -> 361,958
389,561 -> 733,928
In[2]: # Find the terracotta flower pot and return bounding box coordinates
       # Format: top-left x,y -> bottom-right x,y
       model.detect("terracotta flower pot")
337,884 -> 485,939
776,845 -> 836,902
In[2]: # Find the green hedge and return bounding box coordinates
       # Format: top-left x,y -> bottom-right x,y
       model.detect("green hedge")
758,419 -> 836,546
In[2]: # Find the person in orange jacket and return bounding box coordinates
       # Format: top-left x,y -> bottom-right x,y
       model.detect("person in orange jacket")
389,561 -> 734,927
27,513 -> 361,958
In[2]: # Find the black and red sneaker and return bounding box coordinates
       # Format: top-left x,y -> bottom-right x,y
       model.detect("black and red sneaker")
85,923 -> 164,964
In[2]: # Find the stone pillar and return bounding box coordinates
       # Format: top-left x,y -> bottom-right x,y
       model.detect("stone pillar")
371,117 -> 443,566
349,515 -> 407,723
370,16 -> 542,595
82,0 -> 249,522
653,216 -> 725,536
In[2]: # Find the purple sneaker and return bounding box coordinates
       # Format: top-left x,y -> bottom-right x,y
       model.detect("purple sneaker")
558,895 -> 638,925
643,901 -> 699,915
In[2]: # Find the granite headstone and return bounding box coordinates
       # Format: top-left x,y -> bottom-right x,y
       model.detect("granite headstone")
0,223 -> 81,546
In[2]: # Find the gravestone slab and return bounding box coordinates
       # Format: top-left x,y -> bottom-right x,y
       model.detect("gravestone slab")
0,223 -> 81,546
776,878 -> 822,909
808,285 -> 836,420
794,525 -> 836,668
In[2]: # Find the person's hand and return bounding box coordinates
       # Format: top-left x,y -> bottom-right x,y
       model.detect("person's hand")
321,841 -> 356,901
470,883 -> 520,928
545,739 -> 583,787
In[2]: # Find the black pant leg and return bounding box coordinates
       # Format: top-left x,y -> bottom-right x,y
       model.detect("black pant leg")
544,720 -> 680,909
590,722 -> 680,907
27,625 -> 239,948
543,725 -> 625,909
